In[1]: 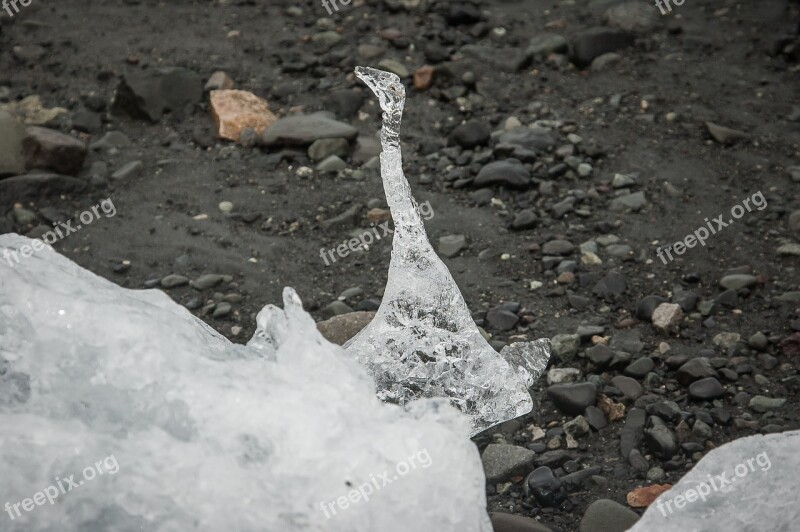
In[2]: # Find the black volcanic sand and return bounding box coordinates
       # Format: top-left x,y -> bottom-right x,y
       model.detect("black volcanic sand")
1,0 -> 799,530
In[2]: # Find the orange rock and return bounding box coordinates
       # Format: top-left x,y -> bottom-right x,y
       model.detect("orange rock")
367,208 -> 391,223
597,393 -> 625,421
413,66 -> 435,90
626,484 -> 672,508
615,317 -> 639,329
556,271 -> 575,284
205,71 -> 235,91
209,90 -> 277,142
545,18 -> 568,30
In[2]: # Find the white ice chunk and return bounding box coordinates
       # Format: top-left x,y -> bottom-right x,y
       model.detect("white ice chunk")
0,234 -> 491,532
627,430 -> 800,532
346,67 -> 550,436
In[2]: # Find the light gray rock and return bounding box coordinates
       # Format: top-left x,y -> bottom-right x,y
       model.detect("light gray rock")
377,58 -> 409,78
316,155 -> 347,172
526,33 -> 569,56
113,67 -> 203,122
90,131 -> 132,151
651,303 -> 683,333
580,499 -> 639,532
111,160 -> 143,180
439,234 -> 466,258
491,512 -> 555,532
261,114 -> 358,146
720,274 -> 758,290
161,274 -> 189,288
481,444 -> 537,484
604,1 -> 659,32
550,334 -> 581,361
610,191 -> 647,212
0,111 -> 26,176
474,159 -> 530,189
749,396 -> 786,413
190,274 -> 225,291
542,239 -> 575,256
22,126 -> 87,176
591,52 -> 623,71
308,138 -> 350,161
706,121 -> 749,144
320,300 -> 354,320
547,367 -> 582,385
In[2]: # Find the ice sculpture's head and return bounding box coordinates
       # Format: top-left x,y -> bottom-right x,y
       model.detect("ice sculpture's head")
355,67 -> 405,114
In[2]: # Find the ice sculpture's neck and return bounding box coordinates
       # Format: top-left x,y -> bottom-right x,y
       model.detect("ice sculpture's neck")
378,103 -> 425,235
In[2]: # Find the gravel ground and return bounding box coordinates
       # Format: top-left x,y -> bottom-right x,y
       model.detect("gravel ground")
1,0 -> 799,530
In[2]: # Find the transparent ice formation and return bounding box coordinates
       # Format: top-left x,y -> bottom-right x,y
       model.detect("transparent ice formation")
627,430 -> 800,532
346,67 -> 551,436
0,234 -> 492,531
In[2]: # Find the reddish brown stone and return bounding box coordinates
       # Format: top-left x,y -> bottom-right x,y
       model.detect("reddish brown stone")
379,28 -> 403,40
626,484 -> 672,508
597,393 -> 625,422
367,208 -> 391,223
557,271 -> 575,285
209,90 -> 277,142
780,332 -> 800,357
317,312 -> 376,345
614,318 -> 639,329
413,66 -> 436,90
545,18 -> 568,30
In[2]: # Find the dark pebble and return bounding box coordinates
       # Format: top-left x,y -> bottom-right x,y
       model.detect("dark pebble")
525,466 -> 568,507
547,383 -> 598,415
688,377 -> 725,400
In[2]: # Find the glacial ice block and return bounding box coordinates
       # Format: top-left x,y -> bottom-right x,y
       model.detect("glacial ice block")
626,430 -> 800,532
0,234 -> 492,532
345,67 -> 551,436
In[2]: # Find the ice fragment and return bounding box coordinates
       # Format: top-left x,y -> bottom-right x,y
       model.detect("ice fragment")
346,67 -> 551,436
627,430 -> 800,532
0,234 -> 491,531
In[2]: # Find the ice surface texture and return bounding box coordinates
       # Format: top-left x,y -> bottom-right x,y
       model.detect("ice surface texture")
347,67 -> 551,436
0,234 -> 492,531
627,430 -> 800,532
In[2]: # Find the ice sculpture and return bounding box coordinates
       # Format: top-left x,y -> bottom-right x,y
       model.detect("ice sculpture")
626,430 -> 800,532
345,67 -> 551,436
0,234 -> 492,531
